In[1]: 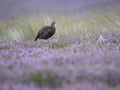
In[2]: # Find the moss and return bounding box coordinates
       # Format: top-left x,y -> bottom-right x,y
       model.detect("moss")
30,72 -> 63,87
104,72 -> 120,87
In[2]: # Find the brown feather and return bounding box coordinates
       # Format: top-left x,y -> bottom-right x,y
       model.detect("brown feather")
34,21 -> 56,41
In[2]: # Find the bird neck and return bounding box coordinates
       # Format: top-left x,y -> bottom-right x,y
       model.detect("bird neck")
50,25 -> 55,31
51,24 -> 55,27
51,24 -> 55,28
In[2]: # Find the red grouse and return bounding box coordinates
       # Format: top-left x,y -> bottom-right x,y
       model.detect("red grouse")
34,21 -> 56,41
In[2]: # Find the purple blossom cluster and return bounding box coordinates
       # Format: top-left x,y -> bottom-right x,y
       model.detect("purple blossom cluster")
0,35 -> 120,90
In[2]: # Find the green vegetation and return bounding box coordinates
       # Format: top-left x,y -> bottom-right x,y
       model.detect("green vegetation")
0,9 -> 120,42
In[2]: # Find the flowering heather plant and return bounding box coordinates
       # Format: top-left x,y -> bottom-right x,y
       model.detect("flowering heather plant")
0,8 -> 120,90
0,34 -> 120,90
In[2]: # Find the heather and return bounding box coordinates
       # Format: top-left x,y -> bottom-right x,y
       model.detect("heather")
0,8 -> 120,90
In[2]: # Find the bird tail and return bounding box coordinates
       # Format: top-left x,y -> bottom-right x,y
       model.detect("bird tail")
34,37 -> 38,41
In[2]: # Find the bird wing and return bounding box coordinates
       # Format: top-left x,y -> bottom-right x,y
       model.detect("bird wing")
36,26 -> 49,37
42,28 -> 54,37
41,31 -> 49,38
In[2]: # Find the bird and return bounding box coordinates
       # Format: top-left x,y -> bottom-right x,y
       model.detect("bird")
34,21 -> 56,41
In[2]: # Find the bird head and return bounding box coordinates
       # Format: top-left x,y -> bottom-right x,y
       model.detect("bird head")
51,21 -> 56,27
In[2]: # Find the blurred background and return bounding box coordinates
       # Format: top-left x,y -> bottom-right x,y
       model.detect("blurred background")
0,0 -> 120,41
0,0 -> 120,20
